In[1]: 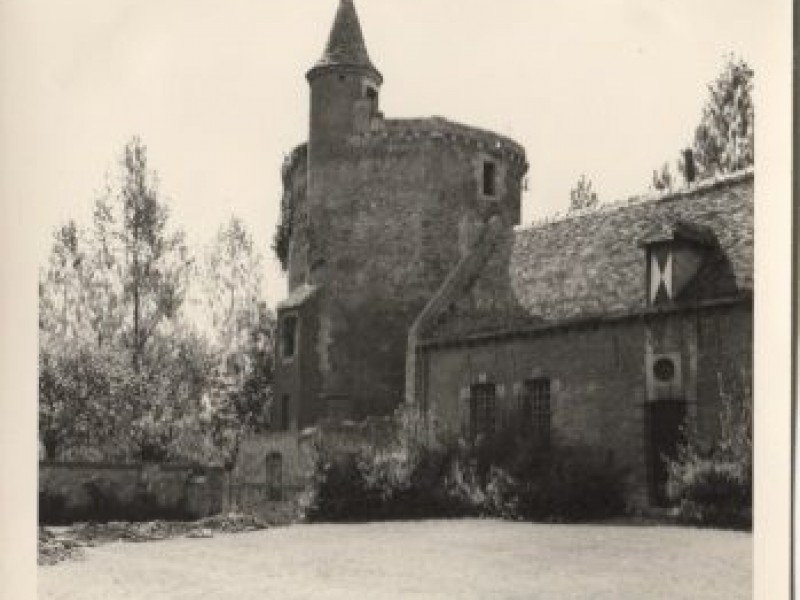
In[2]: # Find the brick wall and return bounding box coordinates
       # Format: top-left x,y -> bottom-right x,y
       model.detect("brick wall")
418,301 -> 752,506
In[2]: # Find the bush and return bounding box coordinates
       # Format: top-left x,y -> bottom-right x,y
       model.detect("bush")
671,460 -> 751,528
302,407 -> 629,523
667,372 -> 752,529
302,427 -> 477,522
476,433 -> 629,522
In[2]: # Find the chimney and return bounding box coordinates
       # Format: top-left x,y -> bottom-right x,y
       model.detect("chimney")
683,149 -> 696,185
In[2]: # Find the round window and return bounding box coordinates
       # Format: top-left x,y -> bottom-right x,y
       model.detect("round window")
652,357 -> 675,382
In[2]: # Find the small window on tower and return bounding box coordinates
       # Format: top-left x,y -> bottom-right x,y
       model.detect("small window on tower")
281,315 -> 298,360
365,86 -> 377,101
483,161 -> 496,196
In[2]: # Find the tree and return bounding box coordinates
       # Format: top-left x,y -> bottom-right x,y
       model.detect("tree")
38,338 -> 140,461
568,174 -> 599,212
114,137 -> 192,371
39,221 -> 93,343
651,56 -> 754,188
690,55 -> 754,179
196,218 -> 276,462
39,137 -> 197,461
652,162 -> 674,193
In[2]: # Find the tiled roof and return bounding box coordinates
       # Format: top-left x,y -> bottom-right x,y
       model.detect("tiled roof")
424,170 -> 753,340
311,0 -> 379,77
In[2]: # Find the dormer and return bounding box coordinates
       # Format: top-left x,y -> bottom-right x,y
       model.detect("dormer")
639,220 -> 717,306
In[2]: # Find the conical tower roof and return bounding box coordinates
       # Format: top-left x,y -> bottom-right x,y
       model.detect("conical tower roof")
308,0 -> 382,82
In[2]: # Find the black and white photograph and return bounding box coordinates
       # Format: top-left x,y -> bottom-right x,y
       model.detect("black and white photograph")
0,0 -> 793,598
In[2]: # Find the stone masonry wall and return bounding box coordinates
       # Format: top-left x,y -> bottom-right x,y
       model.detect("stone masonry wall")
39,462 -> 225,521
298,132 -> 524,421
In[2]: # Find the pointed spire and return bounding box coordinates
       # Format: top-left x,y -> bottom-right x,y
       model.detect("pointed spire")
308,0 -> 382,82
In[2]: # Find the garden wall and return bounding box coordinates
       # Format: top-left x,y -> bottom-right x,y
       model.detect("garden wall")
39,461 -> 226,524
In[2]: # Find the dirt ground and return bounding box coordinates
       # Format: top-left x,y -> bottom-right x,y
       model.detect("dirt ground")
38,519 -> 751,600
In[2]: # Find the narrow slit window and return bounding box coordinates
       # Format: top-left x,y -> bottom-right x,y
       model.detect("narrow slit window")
483,161 -> 496,196
281,394 -> 291,431
281,315 -> 297,360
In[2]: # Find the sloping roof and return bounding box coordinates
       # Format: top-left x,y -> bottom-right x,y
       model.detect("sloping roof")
423,170 -> 753,341
310,0 -> 380,78
277,283 -> 318,311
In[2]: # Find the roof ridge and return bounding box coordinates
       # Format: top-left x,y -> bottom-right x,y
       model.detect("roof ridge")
519,167 -> 754,233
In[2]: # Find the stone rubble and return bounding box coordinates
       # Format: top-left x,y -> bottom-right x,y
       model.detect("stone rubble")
38,513 -> 269,566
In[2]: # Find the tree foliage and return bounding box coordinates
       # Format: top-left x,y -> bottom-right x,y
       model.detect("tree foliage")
691,56 -> 754,179
194,217 -> 276,465
651,55 -> 754,190
568,174 -> 599,212
38,138 -> 275,465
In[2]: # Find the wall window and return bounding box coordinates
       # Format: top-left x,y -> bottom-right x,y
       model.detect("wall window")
521,378 -> 551,446
482,161 -> 496,196
281,315 -> 298,360
265,452 -> 283,501
278,394 -> 291,431
469,383 -> 496,439
365,86 -> 378,101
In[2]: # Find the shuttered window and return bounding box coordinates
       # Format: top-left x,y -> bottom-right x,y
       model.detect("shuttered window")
469,383 -> 496,439
521,378 -> 551,447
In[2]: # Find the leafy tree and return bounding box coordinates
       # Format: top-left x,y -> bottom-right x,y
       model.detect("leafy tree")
200,216 -> 264,350
39,137 -> 197,461
196,218 -> 276,464
39,221 -> 93,343
651,56 -> 754,188
38,339 -> 139,460
38,138 -> 276,466
690,55 -> 754,179
113,137 -> 192,371
568,174 -> 599,212
652,162 -> 674,193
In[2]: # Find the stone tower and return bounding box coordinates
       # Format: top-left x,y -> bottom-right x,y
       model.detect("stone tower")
274,0 -> 528,430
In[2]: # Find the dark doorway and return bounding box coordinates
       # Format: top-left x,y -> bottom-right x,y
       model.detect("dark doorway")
646,399 -> 687,506
265,452 -> 283,501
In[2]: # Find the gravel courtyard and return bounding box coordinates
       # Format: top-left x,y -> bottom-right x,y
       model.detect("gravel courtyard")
38,519 -> 751,600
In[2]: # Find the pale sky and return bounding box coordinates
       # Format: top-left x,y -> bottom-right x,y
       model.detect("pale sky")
1,0 -> 774,308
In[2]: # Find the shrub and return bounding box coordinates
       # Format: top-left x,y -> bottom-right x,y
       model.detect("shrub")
667,371 -> 752,529
302,426 -> 477,522
476,433 -> 629,522
302,406 -> 628,523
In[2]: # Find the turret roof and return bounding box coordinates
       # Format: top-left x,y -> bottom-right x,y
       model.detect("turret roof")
310,0 -> 381,80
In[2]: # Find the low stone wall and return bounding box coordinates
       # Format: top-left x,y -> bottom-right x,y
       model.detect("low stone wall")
39,461 -> 226,524
229,419 -> 399,522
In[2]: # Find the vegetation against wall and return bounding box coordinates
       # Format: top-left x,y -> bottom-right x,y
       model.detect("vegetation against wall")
301,406 -> 629,523
667,371 -> 752,529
